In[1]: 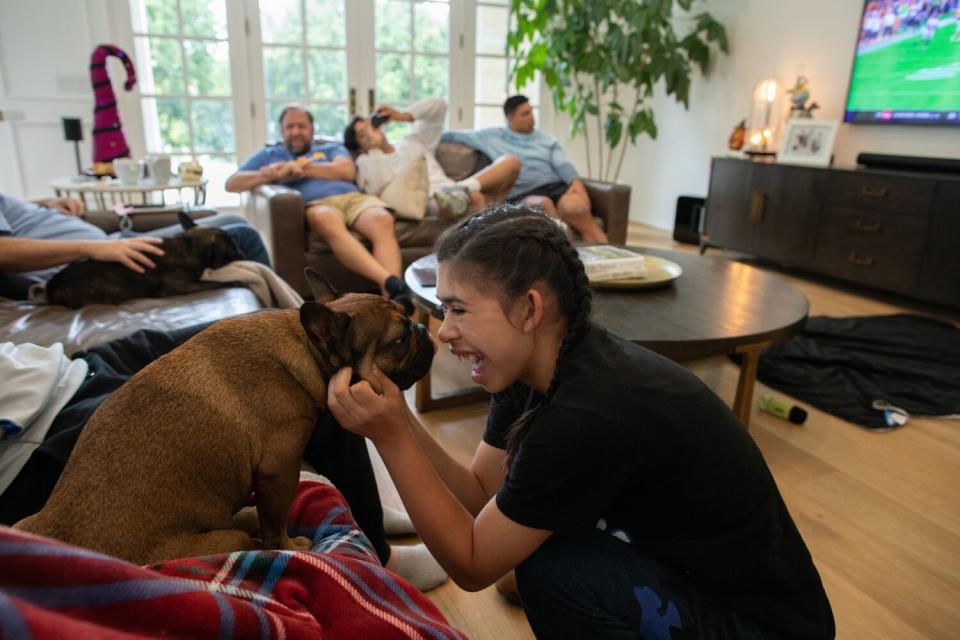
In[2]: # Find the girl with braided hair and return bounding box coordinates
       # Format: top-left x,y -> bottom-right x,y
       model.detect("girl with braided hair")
328,206 -> 834,640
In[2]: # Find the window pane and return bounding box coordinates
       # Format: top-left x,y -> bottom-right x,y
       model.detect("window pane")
475,56 -> 507,104
138,37 -> 184,95
185,40 -> 231,96
383,114 -> 412,141
474,106 -> 503,128
414,2 -> 448,54
310,102 -> 349,138
306,0 -> 345,47
266,101 -> 287,143
191,99 -> 234,152
307,49 -> 346,101
376,52 -> 412,102
476,5 -> 508,56
264,46 -> 305,98
180,0 -> 227,39
150,98 -> 191,152
414,55 -> 447,100
137,0 -> 179,35
512,62 -> 540,104
376,0 -> 411,51
196,154 -> 241,207
259,0 -> 302,44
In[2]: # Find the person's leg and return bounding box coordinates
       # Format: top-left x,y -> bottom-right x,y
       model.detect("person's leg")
302,413 -> 447,590
471,154 -> 521,203
517,530 -> 776,640
219,224 -> 271,267
557,186 -> 608,242
351,206 -> 402,288
522,194 -> 560,218
305,204 -> 392,287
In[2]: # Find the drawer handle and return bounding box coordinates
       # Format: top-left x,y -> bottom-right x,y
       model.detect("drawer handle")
861,185 -> 888,198
853,219 -> 882,232
848,253 -> 875,267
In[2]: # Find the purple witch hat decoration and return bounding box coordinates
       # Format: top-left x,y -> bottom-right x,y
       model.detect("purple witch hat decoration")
90,44 -> 137,174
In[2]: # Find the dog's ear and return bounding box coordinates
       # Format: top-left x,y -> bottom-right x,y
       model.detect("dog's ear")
300,301 -> 350,361
178,211 -> 197,230
304,268 -> 337,303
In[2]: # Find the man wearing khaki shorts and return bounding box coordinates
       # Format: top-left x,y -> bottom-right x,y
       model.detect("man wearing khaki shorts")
226,105 -> 411,307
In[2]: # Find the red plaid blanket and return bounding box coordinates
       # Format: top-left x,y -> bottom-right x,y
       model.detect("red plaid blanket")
0,479 -> 466,639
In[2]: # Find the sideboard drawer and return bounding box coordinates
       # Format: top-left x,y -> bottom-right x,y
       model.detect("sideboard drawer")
818,205 -> 927,253
814,239 -> 920,290
824,172 -> 934,216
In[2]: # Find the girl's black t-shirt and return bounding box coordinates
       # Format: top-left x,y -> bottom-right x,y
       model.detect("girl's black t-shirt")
484,323 -> 835,640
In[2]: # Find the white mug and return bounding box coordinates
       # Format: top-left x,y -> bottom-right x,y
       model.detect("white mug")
113,158 -> 142,185
146,155 -> 172,184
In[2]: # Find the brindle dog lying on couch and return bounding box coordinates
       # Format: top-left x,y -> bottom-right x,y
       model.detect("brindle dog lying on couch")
44,212 -> 243,308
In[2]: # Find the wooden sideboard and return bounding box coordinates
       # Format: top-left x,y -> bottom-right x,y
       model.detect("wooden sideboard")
704,157 -> 960,308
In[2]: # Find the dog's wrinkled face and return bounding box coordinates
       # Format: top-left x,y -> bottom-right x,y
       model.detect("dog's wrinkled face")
300,293 -> 434,391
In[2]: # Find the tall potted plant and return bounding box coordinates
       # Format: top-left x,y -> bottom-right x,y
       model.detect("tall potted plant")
509,0 -> 729,183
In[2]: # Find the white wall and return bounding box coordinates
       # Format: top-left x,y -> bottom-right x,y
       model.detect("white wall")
547,0 -> 960,230
0,1 -> 125,199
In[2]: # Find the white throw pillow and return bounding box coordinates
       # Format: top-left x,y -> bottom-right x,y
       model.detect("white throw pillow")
379,154 -> 429,221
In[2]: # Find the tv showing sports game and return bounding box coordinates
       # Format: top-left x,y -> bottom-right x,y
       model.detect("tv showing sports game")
845,0 -> 960,125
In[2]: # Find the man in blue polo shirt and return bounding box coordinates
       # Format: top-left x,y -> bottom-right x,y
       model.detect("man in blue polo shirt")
441,94 -> 607,242
226,105 -> 409,305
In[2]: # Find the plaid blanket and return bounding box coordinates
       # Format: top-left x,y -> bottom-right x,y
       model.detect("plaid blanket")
0,479 -> 466,640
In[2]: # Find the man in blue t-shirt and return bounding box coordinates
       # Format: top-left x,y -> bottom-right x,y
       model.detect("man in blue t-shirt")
226,105 -> 410,304
441,95 -> 607,242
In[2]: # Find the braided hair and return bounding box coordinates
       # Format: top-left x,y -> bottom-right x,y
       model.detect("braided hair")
435,205 -> 593,466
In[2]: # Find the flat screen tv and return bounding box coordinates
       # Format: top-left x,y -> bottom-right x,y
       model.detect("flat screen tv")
844,0 -> 960,126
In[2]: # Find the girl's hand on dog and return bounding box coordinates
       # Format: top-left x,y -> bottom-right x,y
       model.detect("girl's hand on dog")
88,237 -> 165,273
327,366 -> 410,444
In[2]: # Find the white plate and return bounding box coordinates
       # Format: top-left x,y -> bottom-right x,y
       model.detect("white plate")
590,255 -> 683,289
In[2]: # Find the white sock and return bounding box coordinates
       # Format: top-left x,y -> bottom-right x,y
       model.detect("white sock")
383,504 -> 416,536
389,543 -> 448,591
457,177 -> 481,193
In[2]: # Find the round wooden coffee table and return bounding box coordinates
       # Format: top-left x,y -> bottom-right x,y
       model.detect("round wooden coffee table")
405,246 -> 809,426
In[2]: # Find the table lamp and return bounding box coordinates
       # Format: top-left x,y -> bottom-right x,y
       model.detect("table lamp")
745,78 -> 783,158
62,117 -> 83,175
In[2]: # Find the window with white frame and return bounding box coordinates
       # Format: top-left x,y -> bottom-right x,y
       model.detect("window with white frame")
257,0 -> 349,142
474,0 -> 539,128
374,0 -> 450,139
129,0 -> 239,206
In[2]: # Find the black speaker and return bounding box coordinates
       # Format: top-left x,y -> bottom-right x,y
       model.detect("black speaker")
673,196 -> 705,245
857,152 -> 960,174
62,117 -> 83,142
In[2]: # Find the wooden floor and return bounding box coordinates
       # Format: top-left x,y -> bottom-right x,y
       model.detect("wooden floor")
373,223 -> 960,640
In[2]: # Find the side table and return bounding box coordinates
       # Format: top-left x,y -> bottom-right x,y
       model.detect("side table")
50,177 -> 208,213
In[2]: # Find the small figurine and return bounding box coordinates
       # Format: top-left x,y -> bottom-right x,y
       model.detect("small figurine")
178,160 -> 204,183
728,119 -> 747,150
787,76 -> 819,119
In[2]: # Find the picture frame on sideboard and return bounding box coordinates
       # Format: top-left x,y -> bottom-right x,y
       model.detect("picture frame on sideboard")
778,119 -> 839,167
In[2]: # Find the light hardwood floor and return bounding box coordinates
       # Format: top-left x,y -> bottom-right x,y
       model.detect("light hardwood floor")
375,223 -> 960,640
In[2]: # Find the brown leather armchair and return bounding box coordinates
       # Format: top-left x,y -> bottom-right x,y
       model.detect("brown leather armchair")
248,142 -> 631,297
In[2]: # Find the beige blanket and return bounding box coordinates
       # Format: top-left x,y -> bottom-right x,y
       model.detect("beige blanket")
202,261 -> 303,309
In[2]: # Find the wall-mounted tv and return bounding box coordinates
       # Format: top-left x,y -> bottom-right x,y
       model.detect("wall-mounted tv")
844,0 -> 960,126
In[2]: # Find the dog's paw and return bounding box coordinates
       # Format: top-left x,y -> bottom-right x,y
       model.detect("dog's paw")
231,506 -> 261,535
287,535 -> 314,553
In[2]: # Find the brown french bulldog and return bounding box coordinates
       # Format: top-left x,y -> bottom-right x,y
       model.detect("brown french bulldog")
15,271 -> 435,565
44,212 -> 242,308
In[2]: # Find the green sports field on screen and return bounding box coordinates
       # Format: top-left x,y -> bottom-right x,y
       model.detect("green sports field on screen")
845,4 -> 960,125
